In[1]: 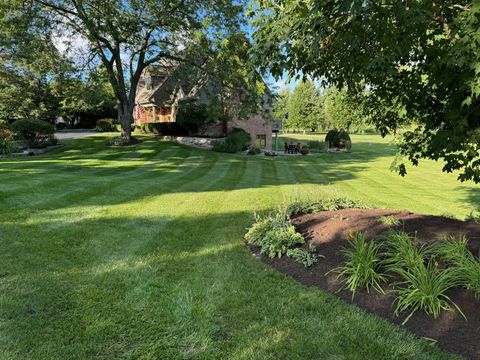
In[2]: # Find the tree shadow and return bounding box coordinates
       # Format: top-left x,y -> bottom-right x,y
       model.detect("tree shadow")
0,136 -> 393,212
0,211 -> 450,359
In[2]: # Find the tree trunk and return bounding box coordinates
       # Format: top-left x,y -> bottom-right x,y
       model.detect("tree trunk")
118,103 -> 133,140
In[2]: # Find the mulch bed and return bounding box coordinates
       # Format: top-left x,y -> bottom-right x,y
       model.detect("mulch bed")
252,208 -> 480,359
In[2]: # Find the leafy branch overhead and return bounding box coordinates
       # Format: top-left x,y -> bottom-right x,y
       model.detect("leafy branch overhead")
252,0 -> 480,182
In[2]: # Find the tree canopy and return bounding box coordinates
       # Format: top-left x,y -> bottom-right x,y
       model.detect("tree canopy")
252,1 -> 480,182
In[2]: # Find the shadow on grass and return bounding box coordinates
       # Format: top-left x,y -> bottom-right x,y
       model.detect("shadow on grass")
0,136 -> 392,210
0,211 -> 453,359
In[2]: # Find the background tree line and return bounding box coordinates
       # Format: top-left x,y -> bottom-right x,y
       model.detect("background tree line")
273,80 -> 371,133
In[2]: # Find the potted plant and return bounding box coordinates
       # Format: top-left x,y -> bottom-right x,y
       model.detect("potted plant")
300,145 -> 310,155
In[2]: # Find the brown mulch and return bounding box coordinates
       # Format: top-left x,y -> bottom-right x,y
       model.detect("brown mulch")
254,208 -> 480,360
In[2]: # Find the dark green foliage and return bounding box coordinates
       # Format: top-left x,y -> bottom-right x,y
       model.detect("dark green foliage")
393,261 -> 464,324
11,119 -> 56,148
95,119 -> 115,132
252,1 -> 480,182
176,102 -> 209,135
333,233 -> 387,298
245,211 -> 305,258
325,129 -> 352,149
212,128 -> 251,153
141,122 -> 187,136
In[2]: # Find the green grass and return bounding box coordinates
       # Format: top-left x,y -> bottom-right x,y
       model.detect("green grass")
1,132 -> 477,359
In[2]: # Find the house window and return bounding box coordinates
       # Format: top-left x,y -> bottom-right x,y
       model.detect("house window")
256,134 -> 266,148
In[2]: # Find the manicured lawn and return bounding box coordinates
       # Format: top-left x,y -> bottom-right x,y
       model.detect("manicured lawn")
1,133 -> 478,359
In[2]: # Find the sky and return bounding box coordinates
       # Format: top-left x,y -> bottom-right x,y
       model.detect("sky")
51,3 -> 299,94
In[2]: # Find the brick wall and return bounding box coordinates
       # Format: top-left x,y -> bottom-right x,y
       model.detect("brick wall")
232,114 -> 272,150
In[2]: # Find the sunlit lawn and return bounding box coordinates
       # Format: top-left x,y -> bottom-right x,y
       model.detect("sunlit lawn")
1,133 -> 478,359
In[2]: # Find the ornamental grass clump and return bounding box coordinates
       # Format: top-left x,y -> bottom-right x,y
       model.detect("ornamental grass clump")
333,233 -> 387,298
393,261 -> 464,324
433,235 -> 480,299
381,231 -> 425,271
245,211 -> 304,258
376,215 -> 400,226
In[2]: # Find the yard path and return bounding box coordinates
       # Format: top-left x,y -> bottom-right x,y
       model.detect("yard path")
55,130 -> 97,140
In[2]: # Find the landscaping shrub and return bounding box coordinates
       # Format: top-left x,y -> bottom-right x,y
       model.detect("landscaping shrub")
212,128 -> 251,153
325,129 -> 338,147
393,261 -> 464,324
176,102 -> 209,135
11,119 -> 56,148
325,129 -> 352,149
287,244 -> 319,268
332,233 -> 387,298
245,211 -> 304,258
141,122 -> 187,135
0,126 -> 16,155
95,119 -> 115,132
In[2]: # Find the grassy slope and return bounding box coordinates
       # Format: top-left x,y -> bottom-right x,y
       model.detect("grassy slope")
0,133 -> 477,359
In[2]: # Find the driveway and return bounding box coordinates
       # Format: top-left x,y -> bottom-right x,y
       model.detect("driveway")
55,130 -> 97,140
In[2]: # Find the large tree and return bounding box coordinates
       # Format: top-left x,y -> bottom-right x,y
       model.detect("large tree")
287,80 -> 322,132
252,1 -> 480,182
323,87 -> 368,132
0,0 -> 69,122
18,0 -> 246,139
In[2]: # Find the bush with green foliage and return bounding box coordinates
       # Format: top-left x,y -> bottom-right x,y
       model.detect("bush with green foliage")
332,233 -> 387,298
325,129 -> 352,149
176,102 -> 209,135
11,119 -> 56,148
287,244 -> 319,268
141,122 -> 187,136
212,128 -> 251,153
393,261 -> 464,324
0,126 -> 17,155
245,211 -> 304,258
95,119 -> 115,132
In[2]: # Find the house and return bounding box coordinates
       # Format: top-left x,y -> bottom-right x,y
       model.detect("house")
134,64 -> 273,149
